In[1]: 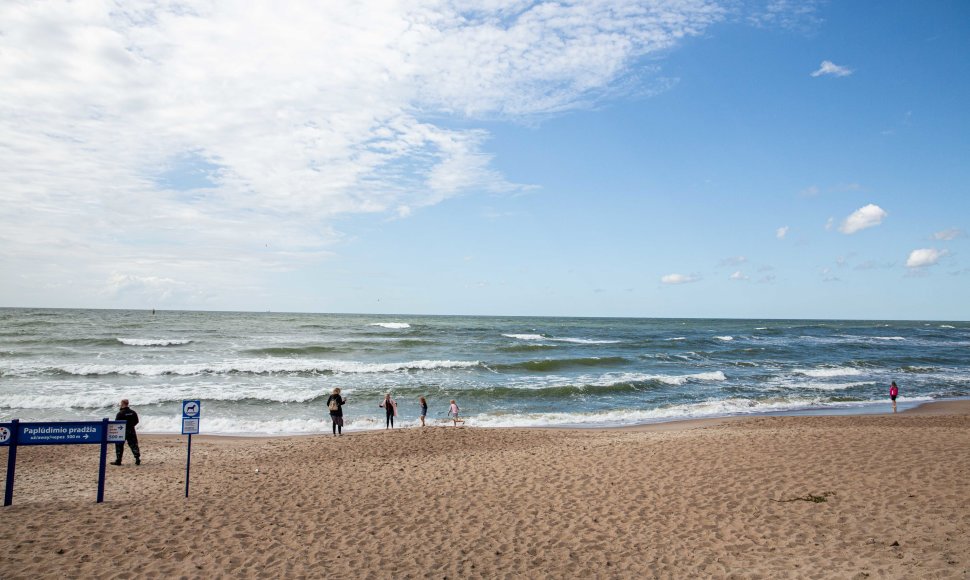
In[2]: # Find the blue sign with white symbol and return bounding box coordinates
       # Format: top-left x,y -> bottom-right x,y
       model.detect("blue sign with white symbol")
182,400 -> 201,418
6,421 -> 127,446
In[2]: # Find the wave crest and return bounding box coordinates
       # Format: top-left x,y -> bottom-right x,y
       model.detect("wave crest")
118,338 -> 193,347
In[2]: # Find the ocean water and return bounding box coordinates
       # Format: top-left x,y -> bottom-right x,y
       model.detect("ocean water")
0,308 -> 967,435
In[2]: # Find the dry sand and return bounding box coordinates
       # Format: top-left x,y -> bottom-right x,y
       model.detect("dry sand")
1,401 -> 968,579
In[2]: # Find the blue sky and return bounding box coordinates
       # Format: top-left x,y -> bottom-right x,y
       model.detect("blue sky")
1,1 -> 968,319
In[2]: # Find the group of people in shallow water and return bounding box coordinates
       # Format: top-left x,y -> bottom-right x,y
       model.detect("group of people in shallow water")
324,388 -> 464,436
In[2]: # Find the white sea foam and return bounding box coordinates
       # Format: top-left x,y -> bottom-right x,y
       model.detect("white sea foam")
369,322 -> 411,329
118,338 -> 192,346
5,393 -> 941,435
801,381 -> 872,391
0,383 -> 332,409
4,358 -> 481,377
667,337 -> 686,341
794,367 -> 863,378
137,413 -> 461,435
466,396 -> 935,430
873,336 -> 905,341
940,325 -> 955,329
714,336 -> 734,341
588,370 -> 727,387
502,333 -> 619,344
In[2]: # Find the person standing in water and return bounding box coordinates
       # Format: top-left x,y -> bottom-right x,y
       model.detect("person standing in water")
419,396 -> 428,427
890,381 -> 899,413
327,388 -> 347,436
379,393 -> 398,429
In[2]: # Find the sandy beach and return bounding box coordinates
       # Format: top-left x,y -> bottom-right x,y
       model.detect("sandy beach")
2,401 -> 968,579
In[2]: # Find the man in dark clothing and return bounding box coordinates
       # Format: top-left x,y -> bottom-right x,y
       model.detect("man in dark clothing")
111,399 -> 141,465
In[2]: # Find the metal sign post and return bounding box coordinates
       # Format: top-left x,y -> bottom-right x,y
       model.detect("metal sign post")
1,419 -> 126,506
181,400 -> 201,498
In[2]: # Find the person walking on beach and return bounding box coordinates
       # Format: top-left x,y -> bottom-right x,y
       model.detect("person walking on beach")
890,381 -> 899,413
111,399 -> 140,466
449,399 -> 464,427
327,388 -> 347,436
379,393 -> 398,429
419,396 -> 428,427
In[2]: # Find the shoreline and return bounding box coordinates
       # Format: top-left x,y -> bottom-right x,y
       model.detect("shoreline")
133,397 -> 970,441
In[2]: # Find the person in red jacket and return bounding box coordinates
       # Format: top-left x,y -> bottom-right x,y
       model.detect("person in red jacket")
889,381 -> 899,413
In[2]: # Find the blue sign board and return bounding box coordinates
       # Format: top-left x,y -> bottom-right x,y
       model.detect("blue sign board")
1,421 -> 126,446
3,418 -> 127,507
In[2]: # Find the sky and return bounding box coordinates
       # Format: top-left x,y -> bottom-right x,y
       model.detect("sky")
1,0 -> 968,320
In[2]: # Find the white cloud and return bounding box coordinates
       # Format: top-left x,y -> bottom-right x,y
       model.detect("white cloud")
748,0 -> 823,31
934,228 -> 965,241
906,248 -> 948,268
661,273 -> 700,285
0,1 -> 835,308
776,226 -> 789,239
839,204 -> 887,234
0,0 -> 741,306
811,60 -> 852,77
729,270 -> 748,281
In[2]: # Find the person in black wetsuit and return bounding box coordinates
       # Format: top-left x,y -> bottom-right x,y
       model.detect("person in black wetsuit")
327,388 -> 347,436
111,399 -> 141,465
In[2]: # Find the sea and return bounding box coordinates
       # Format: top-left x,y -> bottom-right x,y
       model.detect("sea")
1,308 -> 967,435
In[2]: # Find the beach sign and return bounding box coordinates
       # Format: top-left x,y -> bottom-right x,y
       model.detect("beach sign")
182,400 -> 201,498
182,399 -> 201,435
13,421 -> 126,445
2,418 -> 127,506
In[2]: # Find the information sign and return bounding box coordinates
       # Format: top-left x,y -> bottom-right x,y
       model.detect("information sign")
1,421 -> 126,446
107,422 -> 126,443
181,399 -> 201,498
3,419 -> 127,506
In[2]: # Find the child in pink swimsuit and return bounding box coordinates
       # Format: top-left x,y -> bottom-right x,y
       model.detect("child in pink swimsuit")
889,381 -> 899,413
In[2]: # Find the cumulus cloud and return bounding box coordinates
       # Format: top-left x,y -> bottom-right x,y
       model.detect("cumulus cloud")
729,270 -> 748,281
661,273 -> 700,285
906,248 -> 948,268
811,60 -> 852,77
776,226 -> 789,239
839,204 -> 887,234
